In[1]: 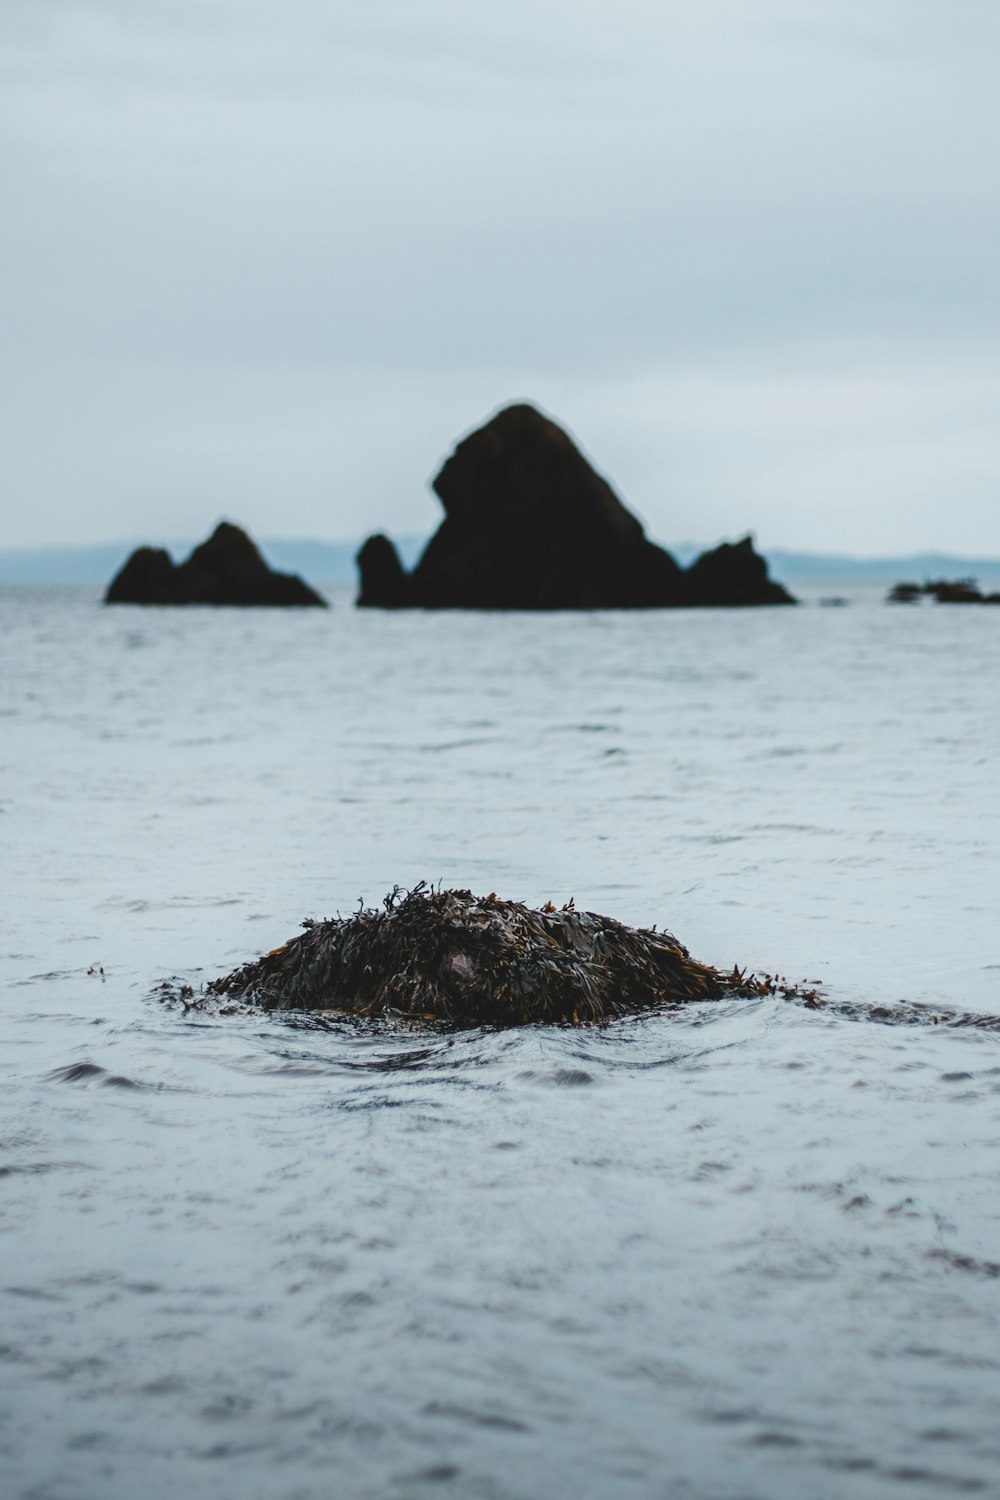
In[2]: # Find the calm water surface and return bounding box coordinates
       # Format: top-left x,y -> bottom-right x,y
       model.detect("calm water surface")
2,583 -> 1000,1499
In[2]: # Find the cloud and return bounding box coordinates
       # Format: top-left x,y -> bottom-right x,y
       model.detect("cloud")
2,0 -> 999,550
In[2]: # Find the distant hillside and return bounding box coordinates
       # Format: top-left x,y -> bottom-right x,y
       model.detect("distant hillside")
0,544 -> 146,585
3,539 -> 1000,588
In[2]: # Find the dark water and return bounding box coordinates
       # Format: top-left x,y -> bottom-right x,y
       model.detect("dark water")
3,585 -> 1000,1498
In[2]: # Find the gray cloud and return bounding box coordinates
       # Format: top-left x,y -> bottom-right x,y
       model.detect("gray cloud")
3,0 -> 999,551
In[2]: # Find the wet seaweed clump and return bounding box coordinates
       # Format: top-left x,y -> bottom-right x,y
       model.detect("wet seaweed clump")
205,885 -> 751,1026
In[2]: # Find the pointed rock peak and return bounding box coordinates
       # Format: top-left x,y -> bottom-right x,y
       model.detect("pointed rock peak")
432,400 -> 642,548
105,521 -> 326,607
189,521 -> 266,570
441,402 -> 589,471
210,520 -> 252,544
478,402 -> 572,439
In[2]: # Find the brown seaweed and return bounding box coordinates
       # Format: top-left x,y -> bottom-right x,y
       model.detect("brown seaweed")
204,884 -> 750,1026
169,884 -> 1000,1034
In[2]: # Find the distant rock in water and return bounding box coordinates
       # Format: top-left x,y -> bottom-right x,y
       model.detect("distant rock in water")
203,886 -> 748,1026
173,882 -> 1000,1033
887,582 -> 924,604
887,578 -> 1000,605
105,522 -> 327,607
357,403 -> 794,609
684,536 -> 794,607
356,534 -> 414,608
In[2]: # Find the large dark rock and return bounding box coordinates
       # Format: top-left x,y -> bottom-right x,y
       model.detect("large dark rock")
105,522 -> 327,607
357,403 -> 794,609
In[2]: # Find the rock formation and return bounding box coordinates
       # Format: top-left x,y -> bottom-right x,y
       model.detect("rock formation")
888,578 -> 1000,605
357,403 -> 794,609
105,522 -> 327,607
204,885 -> 748,1026
684,536 -> 794,607
356,534 -> 414,608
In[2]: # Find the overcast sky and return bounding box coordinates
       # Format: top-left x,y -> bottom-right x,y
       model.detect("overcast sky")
3,0 -> 999,553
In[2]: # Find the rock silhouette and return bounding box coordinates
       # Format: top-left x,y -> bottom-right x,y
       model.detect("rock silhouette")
356,534 -> 414,608
105,523 -> 327,607
888,578 -> 1000,605
357,403 -> 794,609
684,536 -> 794,606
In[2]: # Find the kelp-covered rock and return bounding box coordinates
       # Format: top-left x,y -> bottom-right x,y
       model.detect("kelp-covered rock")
357,403 -> 794,610
206,886 -> 747,1026
106,522 -> 327,607
178,889 -> 1000,1033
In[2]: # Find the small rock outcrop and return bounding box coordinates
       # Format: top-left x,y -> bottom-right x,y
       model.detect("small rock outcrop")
204,885 -> 747,1026
887,578 -> 1000,605
685,536 -> 794,607
105,522 -> 327,607
168,883 -> 1000,1033
356,534 -> 414,608
357,403 -> 794,609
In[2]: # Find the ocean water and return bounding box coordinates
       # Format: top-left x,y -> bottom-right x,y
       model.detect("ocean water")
2,582 -> 1000,1500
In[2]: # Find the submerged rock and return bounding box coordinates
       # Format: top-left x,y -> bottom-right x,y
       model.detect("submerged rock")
205,886 -> 748,1026
357,403 -> 794,610
105,522 -> 327,607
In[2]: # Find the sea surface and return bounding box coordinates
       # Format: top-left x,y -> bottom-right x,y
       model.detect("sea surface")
2,582 -> 1000,1500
